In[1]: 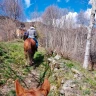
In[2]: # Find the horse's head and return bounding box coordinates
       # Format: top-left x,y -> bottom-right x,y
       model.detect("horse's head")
15,79 -> 50,96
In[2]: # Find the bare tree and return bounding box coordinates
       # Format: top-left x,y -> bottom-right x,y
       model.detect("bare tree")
59,8 -> 68,17
53,8 -> 68,28
77,10 -> 89,26
0,16 -> 16,41
42,5 -> 60,25
0,0 -> 25,41
83,0 -> 96,69
31,11 -> 42,22
1,0 -> 24,20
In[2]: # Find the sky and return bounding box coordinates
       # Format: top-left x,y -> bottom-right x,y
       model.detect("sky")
22,0 -> 92,21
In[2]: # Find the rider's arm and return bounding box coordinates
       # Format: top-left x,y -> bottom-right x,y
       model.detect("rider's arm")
26,29 -> 29,36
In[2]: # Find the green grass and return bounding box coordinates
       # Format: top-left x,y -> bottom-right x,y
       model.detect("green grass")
0,41 -> 28,85
0,40 -> 50,95
5,90 -> 16,96
1,40 -> 96,95
83,89 -> 90,95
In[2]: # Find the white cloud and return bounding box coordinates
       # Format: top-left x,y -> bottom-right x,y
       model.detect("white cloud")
66,12 -> 78,22
88,0 -> 92,4
65,0 -> 70,3
27,17 -> 42,22
26,8 -> 91,28
24,0 -> 31,7
31,17 -> 42,22
52,9 -> 92,28
84,8 -> 91,20
26,19 -> 32,22
53,12 -> 78,28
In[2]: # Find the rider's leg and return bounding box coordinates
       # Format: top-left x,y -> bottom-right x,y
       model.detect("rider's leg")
33,38 -> 38,50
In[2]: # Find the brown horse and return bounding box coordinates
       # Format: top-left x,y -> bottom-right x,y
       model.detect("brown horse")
24,38 -> 36,66
15,79 -> 50,96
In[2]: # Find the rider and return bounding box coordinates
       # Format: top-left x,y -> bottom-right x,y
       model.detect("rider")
27,25 -> 38,51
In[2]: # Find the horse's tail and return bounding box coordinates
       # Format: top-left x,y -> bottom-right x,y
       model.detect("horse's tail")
27,39 -> 36,59
31,39 -> 36,52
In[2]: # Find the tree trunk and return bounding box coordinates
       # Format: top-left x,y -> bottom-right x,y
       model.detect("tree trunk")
83,0 -> 96,69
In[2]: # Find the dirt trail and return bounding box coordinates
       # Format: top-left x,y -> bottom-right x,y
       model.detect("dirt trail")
0,68 -> 40,95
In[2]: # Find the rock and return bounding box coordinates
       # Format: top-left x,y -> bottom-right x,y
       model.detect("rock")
54,68 -> 58,72
54,54 -> 61,60
52,59 -> 57,64
48,57 -> 59,70
48,57 -> 57,64
60,79 -> 81,96
7,79 -> 13,84
71,68 -> 84,80
51,85 -> 57,90
61,80 -> 75,95
71,68 -> 80,75
27,80 -> 31,83
62,80 -> 76,90
61,79 -> 65,84
74,74 -> 78,77
59,62 -> 65,68
48,57 -> 54,62
74,74 -> 83,80
59,89 -> 65,96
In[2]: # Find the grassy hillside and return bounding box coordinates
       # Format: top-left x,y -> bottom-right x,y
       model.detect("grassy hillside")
0,39 -> 25,83
0,40 -> 96,96
0,39 -> 49,95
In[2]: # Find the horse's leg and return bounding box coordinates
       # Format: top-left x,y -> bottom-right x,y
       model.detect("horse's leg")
29,53 -> 34,66
24,51 -> 29,66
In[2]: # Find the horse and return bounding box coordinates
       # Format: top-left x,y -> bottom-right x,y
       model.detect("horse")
15,79 -> 50,96
24,38 -> 37,66
16,28 -> 26,39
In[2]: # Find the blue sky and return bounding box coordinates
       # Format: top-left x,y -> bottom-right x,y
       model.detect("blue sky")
23,0 -> 91,20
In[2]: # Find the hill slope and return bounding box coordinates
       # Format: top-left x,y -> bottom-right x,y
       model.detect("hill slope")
0,40 -> 96,96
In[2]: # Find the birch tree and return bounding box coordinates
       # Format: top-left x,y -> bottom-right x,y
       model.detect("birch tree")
83,0 -> 96,69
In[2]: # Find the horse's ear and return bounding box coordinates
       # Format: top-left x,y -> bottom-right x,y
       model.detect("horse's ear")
40,79 -> 50,95
15,79 -> 25,96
